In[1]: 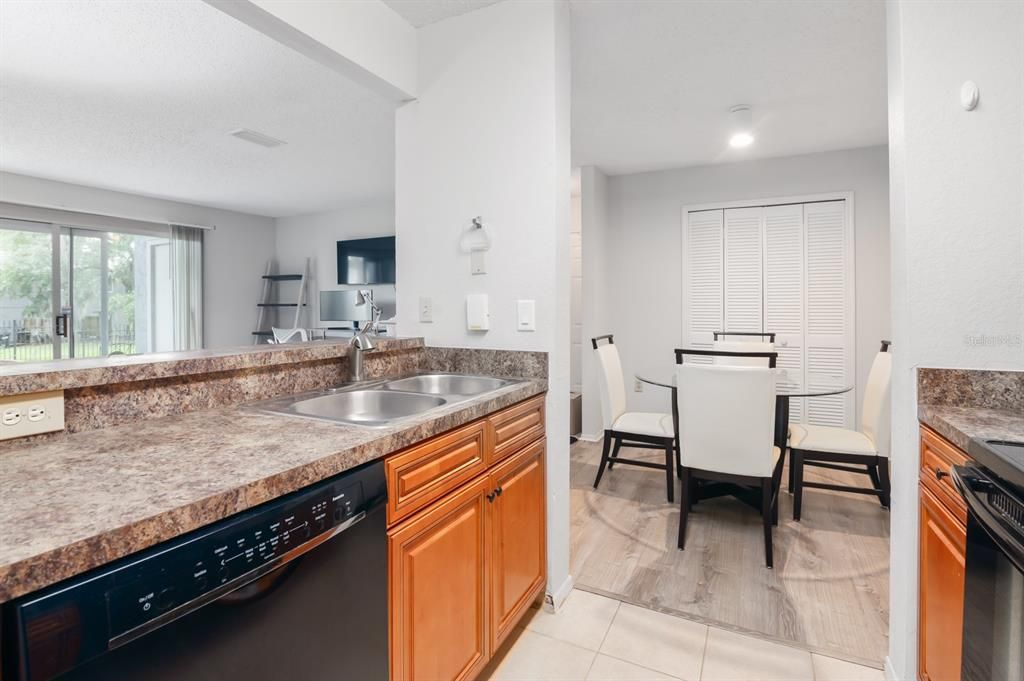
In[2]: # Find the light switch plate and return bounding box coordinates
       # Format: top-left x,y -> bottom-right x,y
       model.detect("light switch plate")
517,299 -> 536,331
470,251 -> 487,275
466,294 -> 490,331
419,297 -> 433,323
0,390 -> 64,441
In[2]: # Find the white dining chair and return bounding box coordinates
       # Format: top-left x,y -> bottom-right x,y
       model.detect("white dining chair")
676,361 -> 783,568
592,335 -> 676,502
271,327 -> 309,344
712,331 -> 775,367
789,341 -> 893,520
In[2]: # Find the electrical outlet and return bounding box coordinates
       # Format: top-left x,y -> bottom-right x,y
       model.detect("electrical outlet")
634,379 -> 643,392
419,297 -> 433,323
0,391 -> 64,440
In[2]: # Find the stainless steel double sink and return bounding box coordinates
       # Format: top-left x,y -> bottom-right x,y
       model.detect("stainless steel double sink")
251,374 -> 517,428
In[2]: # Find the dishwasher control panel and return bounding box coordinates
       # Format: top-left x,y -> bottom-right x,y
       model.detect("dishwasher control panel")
105,478 -> 365,638
5,462 -> 385,681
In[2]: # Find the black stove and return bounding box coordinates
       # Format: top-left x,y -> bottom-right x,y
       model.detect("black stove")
955,437 -> 1024,681
968,438 -> 1024,496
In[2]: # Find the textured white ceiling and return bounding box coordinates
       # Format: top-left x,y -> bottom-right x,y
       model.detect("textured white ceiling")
382,0 -> 504,28
0,0 -> 396,217
570,0 -> 888,175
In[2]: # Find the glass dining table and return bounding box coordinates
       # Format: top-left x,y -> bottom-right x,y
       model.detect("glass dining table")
635,370 -> 853,482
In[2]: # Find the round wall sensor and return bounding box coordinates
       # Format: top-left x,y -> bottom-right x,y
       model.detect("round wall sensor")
960,81 -> 979,111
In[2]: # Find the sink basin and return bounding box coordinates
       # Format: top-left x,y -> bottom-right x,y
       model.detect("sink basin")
250,373 -> 521,428
287,390 -> 446,426
384,374 -> 512,396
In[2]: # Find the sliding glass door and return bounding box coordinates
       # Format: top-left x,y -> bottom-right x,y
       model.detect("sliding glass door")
0,219 -> 172,360
0,219 -> 56,361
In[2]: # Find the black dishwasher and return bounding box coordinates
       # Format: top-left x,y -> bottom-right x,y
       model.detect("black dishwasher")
2,460 -> 388,681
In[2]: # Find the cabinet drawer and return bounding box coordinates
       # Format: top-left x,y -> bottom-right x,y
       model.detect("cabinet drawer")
487,395 -> 545,465
386,421 -> 488,526
920,426 -> 969,525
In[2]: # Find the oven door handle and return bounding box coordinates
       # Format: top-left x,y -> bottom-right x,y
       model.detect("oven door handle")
953,465 -> 1024,574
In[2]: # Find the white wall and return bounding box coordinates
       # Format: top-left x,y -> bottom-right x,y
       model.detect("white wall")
206,0 -> 417,101
582,146 -> 890,434
0,171 -> 276,348
579,166 -> 610,439
394,0 -> 573,603
886,3 -> 1024,680
570,174 -> 582,395
274,201 -> 395,330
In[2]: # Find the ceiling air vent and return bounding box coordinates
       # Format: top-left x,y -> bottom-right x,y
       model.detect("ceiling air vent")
228,128 -> 287,148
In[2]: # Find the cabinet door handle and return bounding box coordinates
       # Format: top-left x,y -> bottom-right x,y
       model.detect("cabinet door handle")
495,486 -> 503,497
486,487 -> 504,503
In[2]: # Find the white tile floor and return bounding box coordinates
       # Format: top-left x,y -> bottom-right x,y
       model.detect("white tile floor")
482,589 -> 885,681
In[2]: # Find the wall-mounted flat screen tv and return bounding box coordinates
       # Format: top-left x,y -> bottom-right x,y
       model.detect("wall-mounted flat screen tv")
337,236 -> 396,285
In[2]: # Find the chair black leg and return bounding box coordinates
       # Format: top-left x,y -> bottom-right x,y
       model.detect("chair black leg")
762,478 -> 774,568
608,437 -> 622,470
678,467 -> 691,550
878,456 -> 892,509
664,439 -> 675,503
793,449 -> 805,522
772,454 -> 785,526
867,463 -> 882,493
772,486 -> 780,526
593,431 -> 612,489
788,449 -> 795,493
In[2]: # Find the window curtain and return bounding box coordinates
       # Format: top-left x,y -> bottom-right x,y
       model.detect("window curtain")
170,225 -> 203,350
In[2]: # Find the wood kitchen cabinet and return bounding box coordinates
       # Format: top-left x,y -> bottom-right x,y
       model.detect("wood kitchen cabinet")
388,395 -> 547,681
488,439 -> 546,651
389,476 -> 491,681
918,426 -> 968,681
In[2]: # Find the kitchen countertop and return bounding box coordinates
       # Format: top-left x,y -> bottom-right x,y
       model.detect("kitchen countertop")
919,403 -> 1024,453
0,377 -> 546,603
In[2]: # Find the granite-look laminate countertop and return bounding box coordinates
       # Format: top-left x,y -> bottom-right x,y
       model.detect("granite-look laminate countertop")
0,378 -> 546,603
919,404 -> 1024,453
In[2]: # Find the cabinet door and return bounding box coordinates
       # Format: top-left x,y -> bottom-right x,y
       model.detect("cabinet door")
723,206 -> 764,334
804,200 -> 854,428
919,484 -> 966,681
763,203 -> 805,422
683,209 -> 724,359
488,440 -> 546,652
389,476 -> 490,681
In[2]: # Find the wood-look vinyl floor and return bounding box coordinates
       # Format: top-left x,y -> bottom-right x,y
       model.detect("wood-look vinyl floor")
570,438 -> 890,665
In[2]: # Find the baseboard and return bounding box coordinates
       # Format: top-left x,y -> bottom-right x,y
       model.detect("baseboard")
544,574 -> 574,613
884,656 -> 900,681
577,431 -> 602,442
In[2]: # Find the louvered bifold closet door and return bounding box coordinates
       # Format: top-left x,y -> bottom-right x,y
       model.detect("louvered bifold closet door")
723,207 -> 764,335
763,204 -> 805,423
684,209 -> 724,363
804,201 -> 854,428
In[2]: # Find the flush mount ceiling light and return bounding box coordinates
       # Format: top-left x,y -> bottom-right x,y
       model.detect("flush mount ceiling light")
228,128 -> 287,148
728,105 -> 754,148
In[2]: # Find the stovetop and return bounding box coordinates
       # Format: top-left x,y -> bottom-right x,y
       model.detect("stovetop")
968,438 -> 1024,494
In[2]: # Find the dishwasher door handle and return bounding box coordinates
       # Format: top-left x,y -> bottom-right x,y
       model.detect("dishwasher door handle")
109,511 -> 367,650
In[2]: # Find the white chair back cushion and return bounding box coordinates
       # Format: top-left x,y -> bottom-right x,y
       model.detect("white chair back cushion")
272,327 -> 309,343
594,343 -> 627,429
712,340 -> 775,366
860,349 -> 893,455
677,364 -> 778,477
